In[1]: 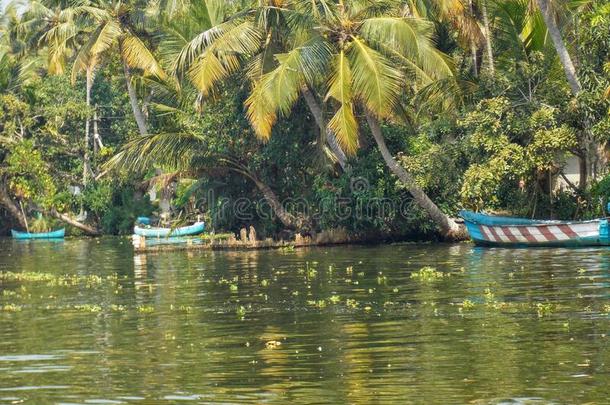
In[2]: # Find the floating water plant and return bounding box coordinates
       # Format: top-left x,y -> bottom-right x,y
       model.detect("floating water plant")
0,271 -> 117,288
2,303 -> 22,312
535,302 -> 554,318
328,295 -> 341,304
111,305 -> 127,312
137,305 -> 155,313
346,299 -> 358,309
265,340 -> 282,349
461,299 -> 476,310
236,305 -> 246,319
73,304 -> 102,313
307,299 -> 326,309
410,267 -> 447,282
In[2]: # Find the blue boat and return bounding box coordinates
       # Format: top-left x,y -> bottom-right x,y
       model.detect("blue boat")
136,216 -> 151,225
460,210 -> 608,247
11,228 -> 66,240
133,221 -> 205,238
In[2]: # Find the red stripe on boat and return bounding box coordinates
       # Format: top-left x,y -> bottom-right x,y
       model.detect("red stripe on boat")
519,227 -> 537,243
558,224 -> 578,239
502,227 -> 518,243
478,225 -> 490,241
538,226 -> 557,241
487,226 -> 502,242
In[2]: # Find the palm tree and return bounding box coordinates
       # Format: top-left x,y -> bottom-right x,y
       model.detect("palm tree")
0,2 -> 41,93
173,0 -> 351,170
177,0 -> 464,238
534,0 -> 581,95
74,0 -> 168,137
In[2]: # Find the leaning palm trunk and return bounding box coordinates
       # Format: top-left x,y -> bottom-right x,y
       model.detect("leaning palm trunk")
0,179 -> 27,228
536,0 -> 581,95
301,87 -> 350,171
365,113 -> 465,240
222,159 -> 308,230
251,178 -> 303,230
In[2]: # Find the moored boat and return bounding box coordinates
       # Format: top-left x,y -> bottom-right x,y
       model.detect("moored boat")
133,221 -> 205,238
460,210 -> 608,247
11,228 -> 66,240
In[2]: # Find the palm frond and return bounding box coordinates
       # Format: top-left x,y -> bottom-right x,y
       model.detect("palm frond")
360,16 -> 453,80
121,34 -> 167,80
326,50 -> 359,154
174,20 -> 261,77
105,132 -> 206,173
347,36 -> 402,118
244,77 -> 277,140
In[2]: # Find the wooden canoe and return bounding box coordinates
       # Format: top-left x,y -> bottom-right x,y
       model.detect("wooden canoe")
133,221 -> 205,238
11,229 -> 65,239
460,211 -> 608,247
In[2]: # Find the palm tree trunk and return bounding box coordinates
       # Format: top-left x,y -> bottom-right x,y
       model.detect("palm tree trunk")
119,40 -> 149,136
481,0 -> 495,75
122,60 -> 149,136
252,178 -> 301,230
301,87 -> 350,171
469,0 -> 479,77
365,113 -> 465,240
223,161 -> 306,230
83,67 -> 92,187
536,0 -> 581,95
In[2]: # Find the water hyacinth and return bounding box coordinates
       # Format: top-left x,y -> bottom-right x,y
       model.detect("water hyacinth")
410,267 -> 448,282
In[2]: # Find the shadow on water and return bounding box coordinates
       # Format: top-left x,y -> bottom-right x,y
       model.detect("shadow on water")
0,238 -> 609,404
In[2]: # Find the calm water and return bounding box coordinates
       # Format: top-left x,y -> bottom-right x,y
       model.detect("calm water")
0,238 -> 609,404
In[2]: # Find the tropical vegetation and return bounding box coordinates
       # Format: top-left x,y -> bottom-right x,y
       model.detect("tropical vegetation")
1,0 -> 610,241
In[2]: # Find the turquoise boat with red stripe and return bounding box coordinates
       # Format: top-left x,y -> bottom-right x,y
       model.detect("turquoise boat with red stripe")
460,210 -> 609,247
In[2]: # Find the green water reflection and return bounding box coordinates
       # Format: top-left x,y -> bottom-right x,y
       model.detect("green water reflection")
0,238 -> 609,404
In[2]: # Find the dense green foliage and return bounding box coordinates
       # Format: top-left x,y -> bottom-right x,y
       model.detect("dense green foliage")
1,0 -> 610,239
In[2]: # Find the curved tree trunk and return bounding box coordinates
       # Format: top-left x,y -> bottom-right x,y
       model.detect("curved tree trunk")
365,113 -> 466,240
481,0 -> 495,75
251,178 -> 301,230
0,180 -> 27,229
301,87 -> 350,171
536,0 -> 581,95
223,161 -> 306,230
46,208 -> 101,236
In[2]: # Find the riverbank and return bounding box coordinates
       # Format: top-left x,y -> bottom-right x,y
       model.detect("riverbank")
132,227 -> 354,253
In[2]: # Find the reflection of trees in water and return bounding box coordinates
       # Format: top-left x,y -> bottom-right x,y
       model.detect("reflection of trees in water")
5,242 -> 610,402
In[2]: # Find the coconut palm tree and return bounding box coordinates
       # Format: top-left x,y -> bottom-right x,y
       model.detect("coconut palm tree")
534,0 -> 581,95
0,2 -> 41,93
173,0 -> 352,170
175,0 -> 464,238
74,0 -> 168,137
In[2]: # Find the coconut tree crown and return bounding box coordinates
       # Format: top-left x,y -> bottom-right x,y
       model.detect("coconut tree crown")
175,0 -> 454,155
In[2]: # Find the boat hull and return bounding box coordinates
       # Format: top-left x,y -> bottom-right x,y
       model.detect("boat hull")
133,222 -> 205,238
11,229 -> 65,239
461,211 -> 609,247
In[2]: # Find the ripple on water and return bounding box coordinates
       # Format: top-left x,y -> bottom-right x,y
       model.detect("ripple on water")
1,239 -> 610,404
